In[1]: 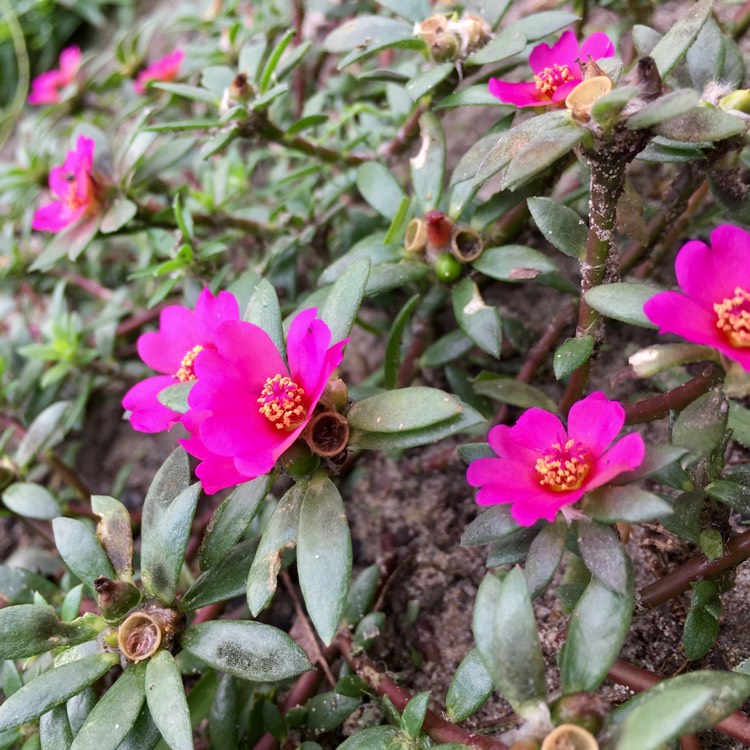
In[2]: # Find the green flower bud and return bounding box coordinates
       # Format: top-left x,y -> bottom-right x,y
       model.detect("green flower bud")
719,89 -> 750,115
434,252 -> 462,282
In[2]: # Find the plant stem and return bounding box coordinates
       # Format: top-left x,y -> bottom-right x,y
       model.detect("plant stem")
639,527 -> 750,609
339,631 -> 509,749
608,660 -> 750,744
623,363 -> 725,424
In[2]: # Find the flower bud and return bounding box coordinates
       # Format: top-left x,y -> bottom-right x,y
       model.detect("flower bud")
319,377 -> 349,411
565,76 -> 613,123
463,14 -> 493,52
450,226 -> 484,262
719,89 -> 750,115
304,410 -> 350,458
94,577 -> 142,623
280,441 -> 320,477
117,601 -> 184,662
541,724 -> 598,750
550,692 -> 608,735
434,252 -> 462,282
424,210 -> 452,248
404,218 -> 428,253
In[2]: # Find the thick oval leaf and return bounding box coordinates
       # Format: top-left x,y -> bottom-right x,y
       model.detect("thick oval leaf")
116,705 -> 161,750
364,261 -> 429,296
649,0 -> 713,78
14,401 -> 71,468
472,245 -> 558,282
0,606 -> 105,659
524,521 -> 566,599
582,486 -> 673,523
611,671 -> 750,750
384,294 -> 420,391
304,692 -> 362,733
560,568 -> 634,693
320,258 -> 371,344
343,564 -> 380,627
209,674 -> 237,750
91,495 -> 133,581
243,279 -> 285,365
461,505 -> 520,547
466,29 -> 526,65
613,444 -> 688,484
70,662 -> 146,750
247,483 -> 304,616
553,336 -> 594,380
53,518 -> 115,588
406,63 -> 454,102
401,692 -> 429,739
0,653 -> 118,732
671,390 -> 728,465
452,278 -> 502,358
100,198 -> 137,234
473,569 -> 546,716
199,477 -> 270,571
319,242 -> 400,287
356,163 -> 407,220
337,726 -> 401,750
324,15 -> 415,54
446,649 -> 493,722
527,197 -> 587,259
584,283 -> 659,328
628,343 -> 718,378
410,112 -> 445,211
654,106 -> 746,143
2,483 -> 61,520
577,522 -> 629,595
180,621 -> 311,681
472,376 -> 557,412
145,651 -> 192,750
40,705 -> 73,750
626,90 -> 700,130
297,474 -> 352,645
420,329 -> 474,368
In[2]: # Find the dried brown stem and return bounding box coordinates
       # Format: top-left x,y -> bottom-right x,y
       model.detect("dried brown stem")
379,104 -> 427,159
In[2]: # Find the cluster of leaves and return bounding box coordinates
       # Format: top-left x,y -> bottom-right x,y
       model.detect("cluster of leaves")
1,0 -> 750,748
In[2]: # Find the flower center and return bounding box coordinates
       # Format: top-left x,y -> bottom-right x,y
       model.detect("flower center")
535,438 -> 591,492
534,64 -> 574,97
258,374 -> 307,430
174,345 -> 204,382
714,287 -> 750,347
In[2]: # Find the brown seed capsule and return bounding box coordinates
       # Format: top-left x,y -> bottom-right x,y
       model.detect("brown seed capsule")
404,218 -> 428,253
565,76 -> 613,123
450,226 -> 484,262
424,210 -> 452,248
550,692 -> 609,736
117,601 -> 184,662
540,724 -> 599,750
304,410 -> 350,458
94,577 -> 142,623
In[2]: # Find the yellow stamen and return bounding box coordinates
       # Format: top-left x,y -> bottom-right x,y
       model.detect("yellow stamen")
534,64 -> 574,97
535,438 -> 591,492
175,345 -> 204,382
258,374 -> 307,430
714,287 -> 750,347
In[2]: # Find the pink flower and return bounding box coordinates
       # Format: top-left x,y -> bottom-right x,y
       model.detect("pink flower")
28,46 -> 82,105
32,136 -> 100,233
122,289 -> 240,433
134,50 -> 185,94
466,392 -> 645,526
644,225 -> 750,371
488,31 -> 614,108
180,309 -> 347,494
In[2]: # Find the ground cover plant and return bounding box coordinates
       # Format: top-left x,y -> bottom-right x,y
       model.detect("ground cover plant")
2,0 -> 750,747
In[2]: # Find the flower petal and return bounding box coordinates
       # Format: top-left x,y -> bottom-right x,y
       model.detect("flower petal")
585,432 -> 646,490
578,32 -> 615,63
194,289 -> 240,344
488,79 -> 546,107
59,46 -> 82,79
674,239 -> 732,306
32,201 -> 70,232
122,375 -> 180,433
508,408 -> 567,452
137,305 -> 197,374
643,290 -> 722,348
511,489 -> 584,525
530,31 -> 577,72
567,391 -> 625,454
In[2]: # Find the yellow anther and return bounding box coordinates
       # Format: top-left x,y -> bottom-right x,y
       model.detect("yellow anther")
258,374 -> 307,430
714,287 -> 750,347
174,345 -> 204,382
534,64 -> 574,97
535,438 -> 590,492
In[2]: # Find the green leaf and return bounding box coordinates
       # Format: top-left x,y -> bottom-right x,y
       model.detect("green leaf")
626,90 -> 700,130
383,197 -> 411,245
0,653 -> 118,732
99,198 -> 137,235
584,282 -> 659,328
150,82 -> 218,103
628,343 -> 719,378
582,486 -> 673,523
729,402 -> 750,450
420,329 -> 474,368
377,0 -> 432,23
553,336 -> 594,380
343,564 -> 381,626
410,112 -> 445,211
91,495 -> 133,581
385,294 -> 420,390
320,258 -> 371,343
14,401 -> 71,468
687,18 -> 744,90
199,477 -> 270,571
436,85 -> 515,111
356,163 -> 407,220
560,569 -> 634,693
406,63 -> 454,102
683,581 -> 721,661
577,521 -> 629,595
180,621 -> 311,681
507,10 -> 579,41
40,705 -> 73,750
140,448 -> 200,604
244,279 -> 285,364
183,538 -> 259,611
472,376 -> 557,412
259,29 -> 295,93
337,726 -> 400,750
472,244 -> 558,282
209,674 -> 237,750
401,692 -> 429,740
671,390 -> 728,465
465,29 -> 526,65
365,261 -> 430,296
462,506 -> 521,547
649,0 -> 713,78
654,106 -> 746,143
319,243 -> 400,287
591,86 -> 640,126
247,483 -> 304,616
145,651 -> 192,750
70,662 -> 146,750
53,518 -> 115,588
303,692 -> 361,733
297,474 -> 352,645
611,671 -> 750,750
30,217 -> 101,271
527,197 -> 587,259
0,606 -> 105,659
446,649 -> 493,722
473,569 -> 546,716
451,279 -> 502,358
325,17 -> 421,68
524,520 -> 566,598
706,474 -> 750,514
2,483 -> 61,520
116,706 -> 160,750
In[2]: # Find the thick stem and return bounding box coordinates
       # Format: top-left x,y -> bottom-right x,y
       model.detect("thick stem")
639,527 -> 750,609
608,660 -> 750,745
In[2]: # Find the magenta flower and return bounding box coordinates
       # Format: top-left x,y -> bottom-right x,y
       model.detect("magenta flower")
122,289 -> 240,433
488,30 -> 614,108
644,225 -> 750,371
134,50 -> 185,94
32,136 -> 100,233
180,309 -> 347,494
466,392 -> 645,526
28,46 -> 82,105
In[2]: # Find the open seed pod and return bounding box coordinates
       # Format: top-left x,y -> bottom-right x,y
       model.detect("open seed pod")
404,218 -> 428,253
117,601 -> 184,662
540,724 -> 599,750
304,410 -> 350,458
565,76 -> 614,123
450,226 -> 484,263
